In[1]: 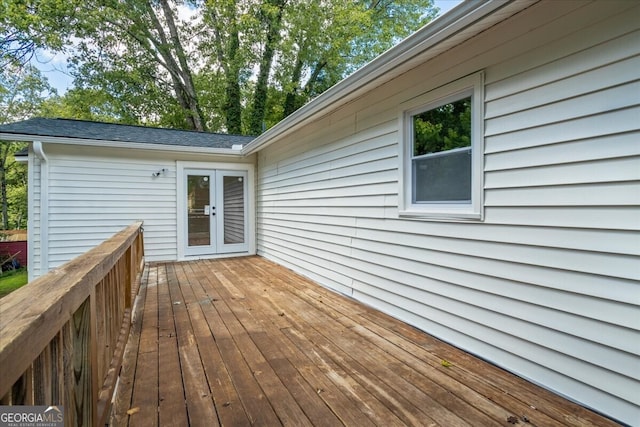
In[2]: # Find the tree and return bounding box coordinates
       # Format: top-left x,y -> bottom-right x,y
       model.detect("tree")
70,0 -> 207,130
413,97 -> 472,156
0,143 -> 27,229
248,0 -> 286,135
3,0 -> 208,130
0,65 -> 54,229
0,0 -> 77,68
201,0 -> 437,133
199,0 -> 252,134
2,0 -> 437,134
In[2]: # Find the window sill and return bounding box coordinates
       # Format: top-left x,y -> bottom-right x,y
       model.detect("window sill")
398,208 -> 483,222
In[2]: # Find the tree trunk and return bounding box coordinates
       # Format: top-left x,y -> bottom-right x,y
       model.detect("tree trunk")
158,0 -> 206,131
249,0 -> 286,135
0,144 -> 9,230
224,27 -> 243,134
283,48 -> 305,118
144,0 -> 206,131
205,2 -> 242,134
304,59 -> 327,97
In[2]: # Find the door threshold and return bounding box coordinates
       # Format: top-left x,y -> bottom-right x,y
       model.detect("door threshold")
179,251 -> 255,262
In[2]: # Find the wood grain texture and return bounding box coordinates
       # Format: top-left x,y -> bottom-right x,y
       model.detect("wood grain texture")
0,222 -> 144,426
112,257 -> 620,426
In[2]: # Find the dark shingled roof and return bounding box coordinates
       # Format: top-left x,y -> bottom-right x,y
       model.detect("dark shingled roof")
0,118 -> 255,149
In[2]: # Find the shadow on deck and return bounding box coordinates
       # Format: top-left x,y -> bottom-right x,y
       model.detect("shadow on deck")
110,256 -> 615,426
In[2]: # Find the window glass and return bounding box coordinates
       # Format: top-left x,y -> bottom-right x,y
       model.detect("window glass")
412,96 -> 472,203
413,148 -> 471,202
413,97 -> 471,156
187,174 -> 210,246
223,175 -> 245,244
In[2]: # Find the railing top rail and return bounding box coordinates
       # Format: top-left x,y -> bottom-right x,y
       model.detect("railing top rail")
0,221 -> 143,396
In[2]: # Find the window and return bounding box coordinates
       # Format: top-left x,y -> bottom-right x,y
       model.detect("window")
399,72 -> 484,220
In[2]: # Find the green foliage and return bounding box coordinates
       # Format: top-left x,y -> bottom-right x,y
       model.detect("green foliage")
2,144 -> 28,229
0,269 -> 28,298
1,65 -> 54,230
0,0 -> 79,67
2,0 -> 438,134
413,97 -> 472,156
0,64 -> 57,121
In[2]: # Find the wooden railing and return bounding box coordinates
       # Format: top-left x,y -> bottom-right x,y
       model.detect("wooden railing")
0,222 -> 144,426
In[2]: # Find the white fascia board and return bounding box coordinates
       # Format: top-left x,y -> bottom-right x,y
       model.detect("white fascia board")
242,0 -> 529,156
0,133 -> 244,157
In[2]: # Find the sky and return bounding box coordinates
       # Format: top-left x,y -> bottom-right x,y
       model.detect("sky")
433,0 -> 465,15
32,0 -> 465,95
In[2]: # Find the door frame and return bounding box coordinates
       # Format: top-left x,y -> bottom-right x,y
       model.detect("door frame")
177,161 -> 255,260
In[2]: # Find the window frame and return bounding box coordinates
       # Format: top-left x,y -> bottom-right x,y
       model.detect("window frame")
398,72 -> 484,221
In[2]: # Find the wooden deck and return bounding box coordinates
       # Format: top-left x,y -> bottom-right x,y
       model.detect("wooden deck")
110,256 -> 616,426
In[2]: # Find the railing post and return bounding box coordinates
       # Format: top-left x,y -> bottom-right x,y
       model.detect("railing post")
11,370 -> 32,405
33,346 -> 52,405
64,298 -> 93,426
89,289 -> 99,427
126,246 -> 133,310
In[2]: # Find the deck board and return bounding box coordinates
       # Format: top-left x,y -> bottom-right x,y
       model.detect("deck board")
157,264 -> 189,427
110,256 -> 619,426
129,265 -> 159,427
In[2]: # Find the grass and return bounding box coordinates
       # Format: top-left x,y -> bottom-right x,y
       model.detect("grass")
0,268 -> 28,298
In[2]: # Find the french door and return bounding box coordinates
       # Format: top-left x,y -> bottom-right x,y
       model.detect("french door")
184,169 -> 248,256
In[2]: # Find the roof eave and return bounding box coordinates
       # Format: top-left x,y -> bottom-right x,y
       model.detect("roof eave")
242,0 -> 530,156
0,133 -> 245,156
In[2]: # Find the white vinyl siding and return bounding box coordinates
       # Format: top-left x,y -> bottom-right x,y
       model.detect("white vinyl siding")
46,154 -> 177,267
256,1 -> 640,425
30,145 -> 254,274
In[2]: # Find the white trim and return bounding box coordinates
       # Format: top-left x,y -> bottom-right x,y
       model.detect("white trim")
32,141 -> 49,275
398,71 -> 485,221
176,161 -> 256,260
180,168 -> 218,257
26,147 -> 35,281
215,170 -> 250,254
0,134 -> 245,156
174,252 -> 254,262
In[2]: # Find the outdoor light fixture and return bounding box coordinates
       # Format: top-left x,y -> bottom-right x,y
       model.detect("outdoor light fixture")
152,168 -> 168,177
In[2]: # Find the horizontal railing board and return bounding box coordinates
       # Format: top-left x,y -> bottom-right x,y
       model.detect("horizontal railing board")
0,222 -> 143,396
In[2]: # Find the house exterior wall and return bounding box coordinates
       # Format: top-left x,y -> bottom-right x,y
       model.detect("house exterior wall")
256,1 -> 640,424
30,143 -> 255,277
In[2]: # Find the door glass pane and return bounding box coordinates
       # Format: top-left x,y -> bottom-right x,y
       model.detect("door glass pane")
187,175 -> 210,246
411,95 -> 472,204
223,176 -> 245,244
